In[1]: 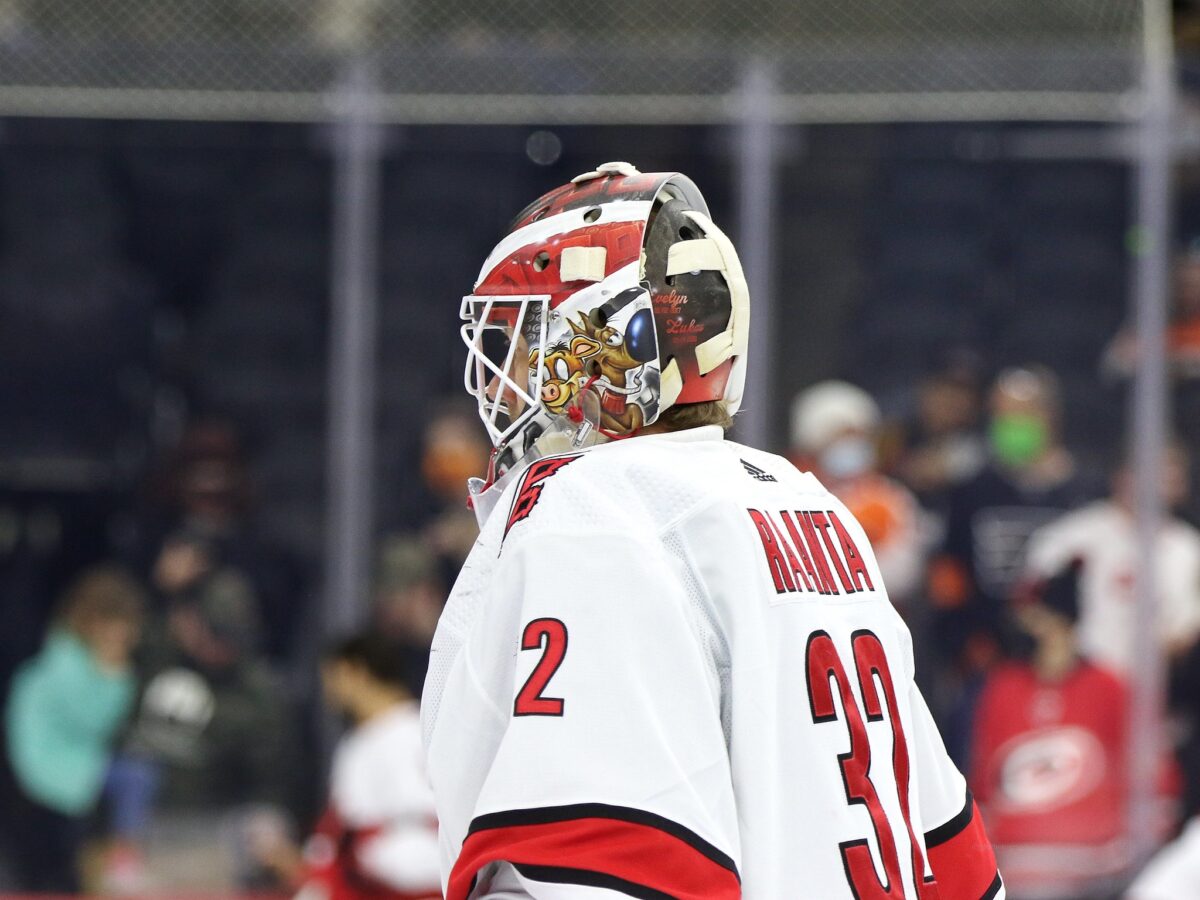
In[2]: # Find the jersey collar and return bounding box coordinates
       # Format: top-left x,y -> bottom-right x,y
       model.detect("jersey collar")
606,424 -> 726,446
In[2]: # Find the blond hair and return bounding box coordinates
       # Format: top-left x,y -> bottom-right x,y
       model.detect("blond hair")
655,400 -> 733,432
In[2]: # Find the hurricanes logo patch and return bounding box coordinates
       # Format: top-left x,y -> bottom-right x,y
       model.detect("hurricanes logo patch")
741,459 -> 777,482
504,455 -> 581,540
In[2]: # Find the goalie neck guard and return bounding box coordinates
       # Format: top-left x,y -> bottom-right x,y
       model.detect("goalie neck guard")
461,161 -> 750,525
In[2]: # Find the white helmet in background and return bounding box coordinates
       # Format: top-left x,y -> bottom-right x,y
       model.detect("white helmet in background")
791,380 -> 881,481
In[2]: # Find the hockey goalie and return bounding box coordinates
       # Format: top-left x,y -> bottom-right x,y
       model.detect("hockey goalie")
421,162 -> 1003,899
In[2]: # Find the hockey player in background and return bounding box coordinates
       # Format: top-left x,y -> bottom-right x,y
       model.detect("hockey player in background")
422,162 -> 1003,899
255,634 -> 440,900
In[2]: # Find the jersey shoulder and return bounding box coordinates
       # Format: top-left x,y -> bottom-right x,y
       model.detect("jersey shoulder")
1163,515 -> 1200,555
497,430 -> 761,548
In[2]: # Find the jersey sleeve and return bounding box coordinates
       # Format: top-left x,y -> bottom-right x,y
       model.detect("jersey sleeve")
910,684 -> 1004,900
357,824 -> 442,893
447,530 -> 741,900
1159,537 -> 1200,650
1021,515 -> 1078,577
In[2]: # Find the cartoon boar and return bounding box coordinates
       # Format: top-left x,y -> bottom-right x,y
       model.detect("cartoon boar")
568,304 -> 657,435
529,342 -> 589,416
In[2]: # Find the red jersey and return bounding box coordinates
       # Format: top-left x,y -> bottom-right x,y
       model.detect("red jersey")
972,661 -> 1129,847
970,660 -> 1178,895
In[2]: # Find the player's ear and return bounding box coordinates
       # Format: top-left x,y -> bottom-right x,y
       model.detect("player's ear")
570,335 -> 602,359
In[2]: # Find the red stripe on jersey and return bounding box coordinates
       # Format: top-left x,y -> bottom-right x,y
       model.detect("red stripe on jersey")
925,795 -> 1001,900
447,805 -> 740,900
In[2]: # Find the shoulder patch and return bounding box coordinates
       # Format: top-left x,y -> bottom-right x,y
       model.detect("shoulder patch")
741,459 -> 777,482
503,455 -> 582,541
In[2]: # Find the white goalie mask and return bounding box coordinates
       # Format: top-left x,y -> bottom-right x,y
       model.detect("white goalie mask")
460,162 -> 750,525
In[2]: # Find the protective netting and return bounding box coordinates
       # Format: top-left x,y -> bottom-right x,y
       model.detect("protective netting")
0,0 -> 1145,122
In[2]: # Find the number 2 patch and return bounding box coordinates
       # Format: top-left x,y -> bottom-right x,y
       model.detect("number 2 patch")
514,618 -> 568,716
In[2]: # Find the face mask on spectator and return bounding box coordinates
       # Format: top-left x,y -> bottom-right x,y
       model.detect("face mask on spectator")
820,436 -> 875,480
989,413 -> 1047,467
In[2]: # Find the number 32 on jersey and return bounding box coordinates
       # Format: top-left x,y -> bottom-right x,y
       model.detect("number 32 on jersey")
808,629 -> 938,900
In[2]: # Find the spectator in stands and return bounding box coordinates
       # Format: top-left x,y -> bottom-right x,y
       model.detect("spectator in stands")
1104,243 -> 1200,527
1023,443 -> 1200,678
895,355 -> 987,516
251,633 -> 440,899
971,562 -> 1170,898
133,419 -> 308,662
3,566 -> 144,891
393,403 -> 489,585
790,380 -> 926,607
927,366 -> 1093,763
113,567 -> 298,884
372,535 -> 445,680
1104,242 -> 1200,379
1153,442 -> 1200,823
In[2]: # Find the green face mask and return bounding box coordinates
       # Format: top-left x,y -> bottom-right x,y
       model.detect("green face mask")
989,413 -> 1048,467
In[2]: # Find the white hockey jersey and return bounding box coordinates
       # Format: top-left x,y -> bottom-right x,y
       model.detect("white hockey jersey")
1023,500 -> 1200,675
303,702 -> 441,898
422,426 -> 1002,899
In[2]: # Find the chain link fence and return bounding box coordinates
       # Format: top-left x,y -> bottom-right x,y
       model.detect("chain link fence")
0,0 -> 1146,122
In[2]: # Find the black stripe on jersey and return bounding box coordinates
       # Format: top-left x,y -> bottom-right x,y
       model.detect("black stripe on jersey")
981,871 -> 1003,899
467,802 -> 740,879
924,789 -> 974,848
514,863 -> 676,900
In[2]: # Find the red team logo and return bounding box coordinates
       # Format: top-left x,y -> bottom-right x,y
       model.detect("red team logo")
995,726 -> 1105,814
503,454 -> 581,539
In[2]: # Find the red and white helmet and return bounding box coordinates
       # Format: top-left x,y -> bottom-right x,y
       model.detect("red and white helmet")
461,162 -> 750,522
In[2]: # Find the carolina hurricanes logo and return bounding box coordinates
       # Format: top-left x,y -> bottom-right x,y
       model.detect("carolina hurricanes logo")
996,725 -> 1106,812
504,455 -> 581,540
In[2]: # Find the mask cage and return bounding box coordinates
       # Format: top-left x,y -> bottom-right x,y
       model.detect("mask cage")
460,294 -> 549,449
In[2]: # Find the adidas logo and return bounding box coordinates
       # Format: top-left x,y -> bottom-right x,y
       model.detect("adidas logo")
741,459 -> 777,482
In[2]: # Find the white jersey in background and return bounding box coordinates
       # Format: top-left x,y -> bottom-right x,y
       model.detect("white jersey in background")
423,426 -> 1002,899
303,701 -> 442,898
1024,499 -> 1200,675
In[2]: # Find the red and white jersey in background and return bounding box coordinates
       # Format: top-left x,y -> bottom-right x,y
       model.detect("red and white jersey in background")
971,661 -> 1179,896
301,702 -> 441,900
970,661 -> 1129,895
1024,500 -> 1200,675
423,426 -> 1002,899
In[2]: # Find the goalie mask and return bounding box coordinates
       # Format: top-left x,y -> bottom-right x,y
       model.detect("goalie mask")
461,161 -> 750,524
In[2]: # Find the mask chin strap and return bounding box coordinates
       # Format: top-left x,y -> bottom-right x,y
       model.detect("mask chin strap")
465,448 -> 501,510
568,374 -> 643,442
466,446 -> 528,528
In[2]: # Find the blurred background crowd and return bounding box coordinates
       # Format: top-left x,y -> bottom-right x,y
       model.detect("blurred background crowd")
2,1 -> 1200,899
